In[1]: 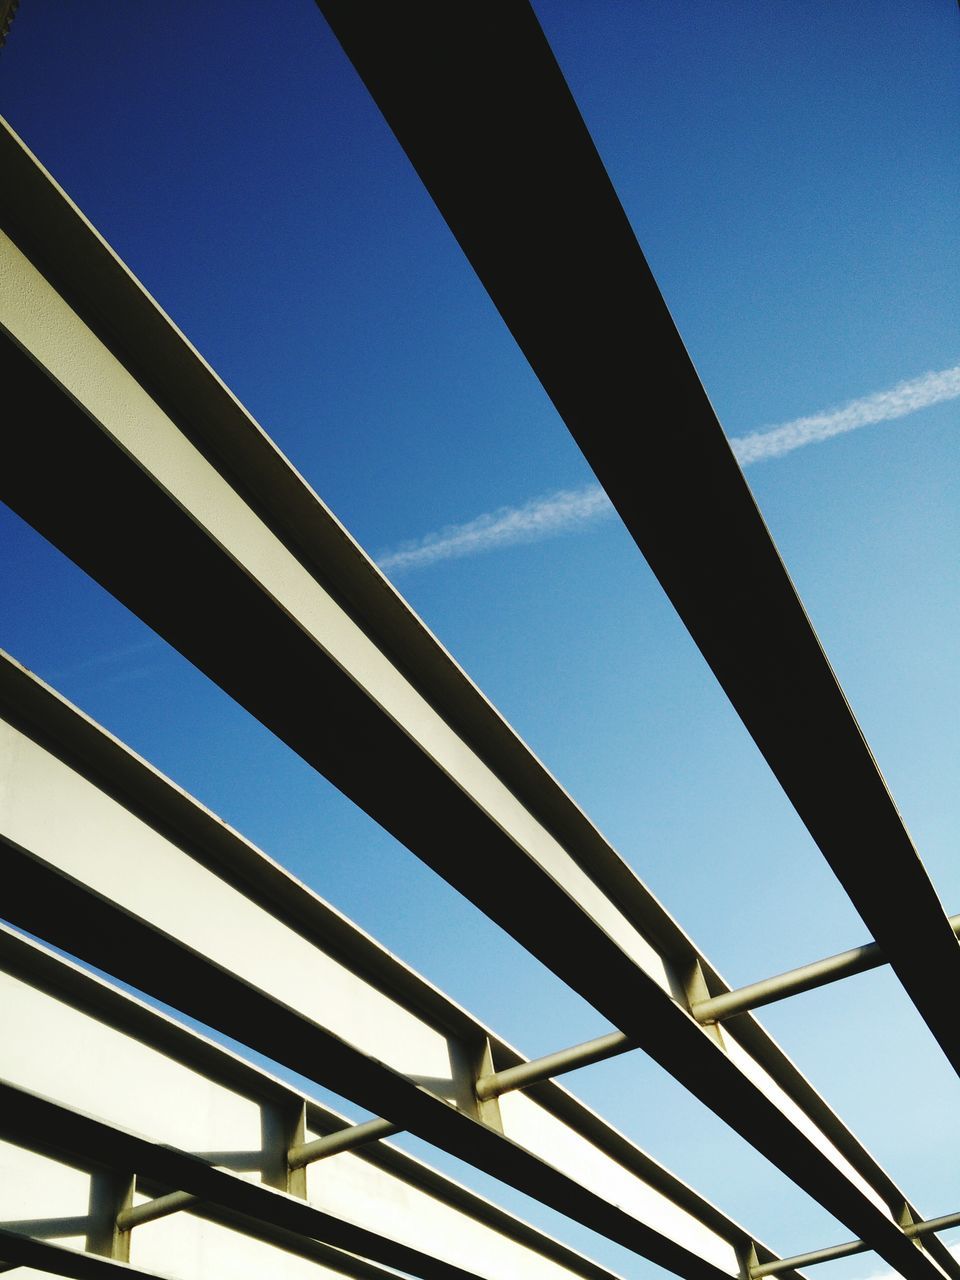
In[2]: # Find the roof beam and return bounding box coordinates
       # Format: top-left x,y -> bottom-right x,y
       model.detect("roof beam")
0,1081 -> 484,1280
0,118 -> 951,1280
0,925 -> 633,1280
0,1227 -> 165,1280
0,668 -> 756,1280
313,0 -> 960,1082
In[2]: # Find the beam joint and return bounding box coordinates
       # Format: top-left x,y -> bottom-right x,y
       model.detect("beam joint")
694,913 -> 960,1024
287,1117 -> 401,1170
750,1209 -> 960,1278
475,1030 -> 633,1101
116,1191 -> 198,1233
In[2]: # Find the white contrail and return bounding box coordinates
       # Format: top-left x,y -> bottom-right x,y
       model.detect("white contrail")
379,485 -> 611,574
378,362 -> 960,575
732,363 -> 960,465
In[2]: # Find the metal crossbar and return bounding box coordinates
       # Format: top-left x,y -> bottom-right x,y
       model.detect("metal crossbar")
477,911 -> 960,1098
753,1212 -> 960,1278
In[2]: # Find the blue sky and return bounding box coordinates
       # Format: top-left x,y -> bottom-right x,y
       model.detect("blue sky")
1,3 -> 958,1277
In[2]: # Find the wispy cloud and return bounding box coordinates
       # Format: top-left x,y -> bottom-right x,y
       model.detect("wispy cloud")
377,362 -> 960,576
378,484 -> 612,574
45,638 -> 164,685
731,363 -> 960,466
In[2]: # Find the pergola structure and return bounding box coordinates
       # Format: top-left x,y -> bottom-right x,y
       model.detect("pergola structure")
1,8 -> 957,1280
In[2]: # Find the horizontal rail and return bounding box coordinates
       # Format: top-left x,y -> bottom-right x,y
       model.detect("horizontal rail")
752,1241 -> 868,1277
116,1191 -> 197,1232
693,915 -> 960,1024
752,1211 -> 960,1277
288,1117 -> 401,1169
480,912 -> 960,1098
117,1119 -> 404,1231
909,1212 -> 960,1239
476,1031 -> 633,1100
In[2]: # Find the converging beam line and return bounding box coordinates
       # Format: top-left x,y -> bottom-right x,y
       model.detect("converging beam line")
479,913 -> 960,1098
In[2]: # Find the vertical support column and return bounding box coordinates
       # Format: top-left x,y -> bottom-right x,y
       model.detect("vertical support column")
738,1240 -> 760,1280
86,1170 -> 135,1262
261,1099 -> 307,1199
471,1037 -> 504,1133
684,959 -> 726,1050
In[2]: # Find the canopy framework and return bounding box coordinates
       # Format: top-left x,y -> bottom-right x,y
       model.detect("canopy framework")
0,6 -> 956,1280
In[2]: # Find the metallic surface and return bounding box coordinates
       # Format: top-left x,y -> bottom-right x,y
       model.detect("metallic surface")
0,924 -> 631,1280
0,1080 -> 487,1280
0,655 -> 764,1280
754,1211 -> 960,1278
288,1120 -> 402,1171
693,915 -> 960,1024
314,0 -> 960,1084
0,118 -> 950,1280
476,1031 -> 633,1101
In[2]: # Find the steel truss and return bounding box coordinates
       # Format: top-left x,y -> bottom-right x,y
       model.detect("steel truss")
0,7 -> 956,1280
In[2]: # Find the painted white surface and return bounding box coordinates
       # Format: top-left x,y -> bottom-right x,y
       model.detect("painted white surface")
0,975 -> 616,1280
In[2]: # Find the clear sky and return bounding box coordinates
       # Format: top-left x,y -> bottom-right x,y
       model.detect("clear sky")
1,4 -> 958,1278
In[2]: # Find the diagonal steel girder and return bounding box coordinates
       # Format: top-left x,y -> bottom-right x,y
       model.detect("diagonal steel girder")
313,1 -> 960,1075
0,120 -> 951,1280
0,655 -> 767,1280
0,1081 -> 487,1280
0,1227 -> 165,1280
0,925 -> 661,1280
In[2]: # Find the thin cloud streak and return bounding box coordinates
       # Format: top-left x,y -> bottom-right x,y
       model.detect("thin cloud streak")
379,485 -> 612,574
378,362 -> 960,575
731,363 -> 960,466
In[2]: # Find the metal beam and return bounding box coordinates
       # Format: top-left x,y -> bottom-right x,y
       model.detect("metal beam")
480,906 -> 960,1091
477,1031 -> 633,1101
312,0 -> 960,1089
693,915 -> 960,1024
0,1080 -> 487,1280
288,1119 -> 400,1170
0,928 -> 625,1280
0,1226 -> 166,1280
115,1192 -> 196,1233
0,120 -> 952,1280
752,1241 -> 869,1277
0,660 -> 796,1280
752,1214 -> 960,1279
0,834 -> 740,1280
